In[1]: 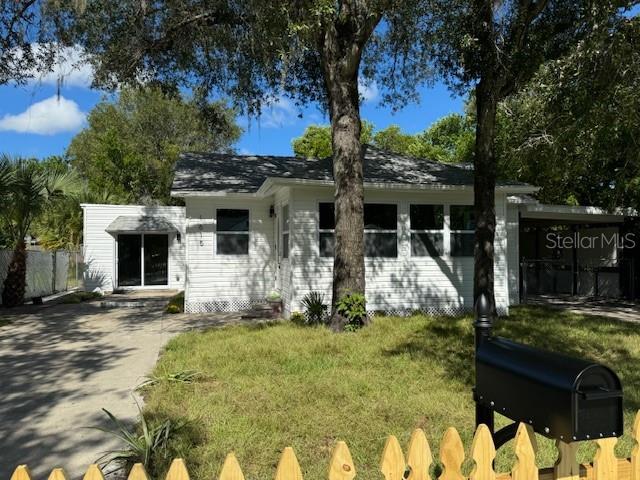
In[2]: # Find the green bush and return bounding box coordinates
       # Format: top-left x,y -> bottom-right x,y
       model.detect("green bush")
94,401 -> 183,477
301,291 -> 328,325
336,293 -> 367,331
165,291 -> 184,313
61,291 -> 102,304
289,311 -> 306,325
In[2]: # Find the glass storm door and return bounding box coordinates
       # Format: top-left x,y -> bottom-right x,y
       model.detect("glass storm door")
117,234 -> 169,287
144,234 -> 168,286
117,234 -> 142,286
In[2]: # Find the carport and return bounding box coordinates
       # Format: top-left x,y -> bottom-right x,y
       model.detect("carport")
519,204 -> 639,302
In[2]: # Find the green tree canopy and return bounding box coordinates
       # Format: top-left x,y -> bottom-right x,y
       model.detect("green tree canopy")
67,87 -> 241,204
292,122 -> 373,158
496,14 -> 640,211
292,115 -> 473,163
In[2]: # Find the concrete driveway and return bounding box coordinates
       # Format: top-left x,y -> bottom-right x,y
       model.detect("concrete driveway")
0,294 -> 241,480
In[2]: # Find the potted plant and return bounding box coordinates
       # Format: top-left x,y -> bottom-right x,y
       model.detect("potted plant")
266,291 -> 282,317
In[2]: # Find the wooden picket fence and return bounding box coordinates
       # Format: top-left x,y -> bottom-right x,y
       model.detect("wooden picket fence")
8,412 -> 640,480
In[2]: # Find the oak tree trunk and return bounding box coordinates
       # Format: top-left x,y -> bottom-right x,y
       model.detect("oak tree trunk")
2,240 -> 28,307
473,78 -> 498,312
321,19 -> 368,331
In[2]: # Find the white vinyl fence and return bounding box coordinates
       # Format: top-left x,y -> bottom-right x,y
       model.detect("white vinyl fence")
0,249 -> 73,304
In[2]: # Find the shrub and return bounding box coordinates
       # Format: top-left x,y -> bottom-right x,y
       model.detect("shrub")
94,400 -> 183,476
336,293 -> 367,331
290,311 -> 306,325
61,291 -> 102,304
165,292 -> 184,313
301,291 -> 328,325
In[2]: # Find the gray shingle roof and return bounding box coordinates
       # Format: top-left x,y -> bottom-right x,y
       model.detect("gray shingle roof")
171,145 -> 529,194
105,215 -> 177,233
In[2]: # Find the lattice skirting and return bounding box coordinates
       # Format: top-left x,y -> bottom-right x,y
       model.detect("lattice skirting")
369,305 -> 508,317
186,298 -> 267,313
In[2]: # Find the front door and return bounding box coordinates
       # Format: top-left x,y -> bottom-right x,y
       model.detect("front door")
144,234 -> 169,286
117,234 -> 169,287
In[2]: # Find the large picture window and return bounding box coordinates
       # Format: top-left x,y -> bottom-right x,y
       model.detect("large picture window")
282,204 -> 290,259
317,203 -> 398,257
410,204 -> 444,256
450,205 -> 475,257
216,209 -> 249,255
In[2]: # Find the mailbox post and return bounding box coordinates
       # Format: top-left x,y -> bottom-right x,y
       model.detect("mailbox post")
474,293 -> 495,433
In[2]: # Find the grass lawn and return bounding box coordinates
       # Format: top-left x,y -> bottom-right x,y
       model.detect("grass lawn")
143,306 -> 640,480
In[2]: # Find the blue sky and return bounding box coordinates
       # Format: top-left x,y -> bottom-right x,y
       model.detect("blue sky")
0,50 -> 463,159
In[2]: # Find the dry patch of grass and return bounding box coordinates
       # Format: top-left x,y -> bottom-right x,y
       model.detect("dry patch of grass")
143,306 -> 640,480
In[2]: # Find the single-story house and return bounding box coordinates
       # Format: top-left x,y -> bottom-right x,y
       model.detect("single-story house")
81,146 -> 639,315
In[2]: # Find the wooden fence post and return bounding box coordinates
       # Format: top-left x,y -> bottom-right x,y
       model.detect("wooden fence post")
512,424 -> 538,480
275,447 -> 303,480
329,441 -> 356,480
594,438 -> 618,480
82,464 -> 105,480
406,429 -> 433,480
219,453 -> 245,480
470,424 -> 496,480
165,459 -> 190,480
555,441 -> 579,480
10,465 -> 33,480
632,412 -> 640,480
439,427 -> 465,480
380,435 -> 406,480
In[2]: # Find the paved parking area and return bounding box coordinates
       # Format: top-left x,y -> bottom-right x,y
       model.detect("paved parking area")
0,295 -> 242,480
526,295 -> 640,323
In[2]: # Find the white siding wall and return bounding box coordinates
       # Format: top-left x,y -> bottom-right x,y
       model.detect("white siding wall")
289,187 -> 510,315
82,204 -> 186,292
506,203 -> 520,305
184,197 -> 276,313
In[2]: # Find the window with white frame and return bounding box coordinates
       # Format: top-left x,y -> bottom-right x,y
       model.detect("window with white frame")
364,204 -> 398,257
318,202 -> 335,257
281,204 -> 290,259
410,204 -> 444,256
317,203 -> 398,257
216,209 -> 249,255
450,205 -> 475,256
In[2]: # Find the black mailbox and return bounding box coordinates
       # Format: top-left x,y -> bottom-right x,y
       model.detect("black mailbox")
475,336 -> 623,441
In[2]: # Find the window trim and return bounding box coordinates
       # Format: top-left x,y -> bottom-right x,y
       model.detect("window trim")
449,204 -> 476,257
409,204 -> 445,257
215,208 -> 250,256
281,203 -> 290,260
317,201 -> 335,259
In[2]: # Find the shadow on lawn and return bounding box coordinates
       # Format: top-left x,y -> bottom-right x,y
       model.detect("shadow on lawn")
384,306 -> 640,414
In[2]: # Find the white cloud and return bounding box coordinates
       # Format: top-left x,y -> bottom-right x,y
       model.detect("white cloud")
259,96 -> 298,128
30,45 -> 94,88
358,79 -> 379,103
0,96 -> 86,135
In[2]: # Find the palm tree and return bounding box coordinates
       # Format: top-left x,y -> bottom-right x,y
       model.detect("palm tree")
0,156 -> 78,307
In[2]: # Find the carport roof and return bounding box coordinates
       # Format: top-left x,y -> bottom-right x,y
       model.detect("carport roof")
105,215 -> 177,233
522,204 -> 637,223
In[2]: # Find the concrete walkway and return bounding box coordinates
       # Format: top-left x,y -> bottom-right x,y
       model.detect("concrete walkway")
526,294 -> 640,323
0,295 -> 243,480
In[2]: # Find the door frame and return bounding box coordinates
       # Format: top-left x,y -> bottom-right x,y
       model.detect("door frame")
114,232 -> 171,289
